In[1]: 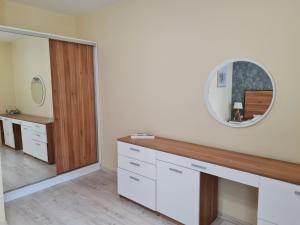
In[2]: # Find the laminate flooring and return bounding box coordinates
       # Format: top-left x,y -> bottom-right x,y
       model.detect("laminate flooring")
5,170 -> 239,225
0,145 -> 56,192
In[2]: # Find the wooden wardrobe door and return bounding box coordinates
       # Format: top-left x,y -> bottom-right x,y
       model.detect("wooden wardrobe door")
49,40 -> 97,174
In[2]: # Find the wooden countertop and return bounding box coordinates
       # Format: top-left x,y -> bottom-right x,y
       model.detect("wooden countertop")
0,114 -> 54,125
118,136 -> 300,185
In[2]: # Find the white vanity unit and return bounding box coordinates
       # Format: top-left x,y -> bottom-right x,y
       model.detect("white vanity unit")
0,114 -> 55,164
117,136 -> 300,225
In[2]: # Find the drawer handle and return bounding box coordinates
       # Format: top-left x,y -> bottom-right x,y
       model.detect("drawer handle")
35,125 -> 40,128
35,143 -> 41,146
191,163 -> 207,170
36,134 -> 41,137
129,162 -> 140,167
129,147 -> 140,152
169,168 -> 183,174
295,191 -> 300,196
129,176 -> 140,182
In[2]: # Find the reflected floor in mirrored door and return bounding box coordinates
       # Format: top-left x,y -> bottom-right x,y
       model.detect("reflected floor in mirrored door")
0,145 -> 56,192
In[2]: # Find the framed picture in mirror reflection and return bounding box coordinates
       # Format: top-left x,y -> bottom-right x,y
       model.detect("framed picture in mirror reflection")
217,66 -> 227,88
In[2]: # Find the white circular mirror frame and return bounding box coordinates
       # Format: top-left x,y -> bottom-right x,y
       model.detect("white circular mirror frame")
204,58 -> 276,128
31,75 -> 46,106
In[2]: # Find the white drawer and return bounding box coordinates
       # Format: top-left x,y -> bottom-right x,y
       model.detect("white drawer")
2,117 -> 10,122
118,155 -> 156,180
157,151 -> 260,187
10,118 -> 21,125
31,140 -> 48,162
118,168 -> 156,210
21,121 -> 46,134
258,177 -> 300,225
197,159 -> 260,187
32,131 -> 47,143
118,141 -> 156,164
21,125 -> 31,132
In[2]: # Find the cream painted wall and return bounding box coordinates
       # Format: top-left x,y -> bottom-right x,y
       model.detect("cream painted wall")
0,42 -> 16,114
77,0 -> 300,224
11,36 -> 53,118
0,0 -> 77,37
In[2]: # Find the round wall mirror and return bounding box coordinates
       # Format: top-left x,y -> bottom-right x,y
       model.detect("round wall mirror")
205,58 -> 275,128
31,76 -> 46,106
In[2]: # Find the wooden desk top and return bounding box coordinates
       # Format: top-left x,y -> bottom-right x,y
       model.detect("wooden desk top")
0,114 -> 54,125
118,136 -> 300,185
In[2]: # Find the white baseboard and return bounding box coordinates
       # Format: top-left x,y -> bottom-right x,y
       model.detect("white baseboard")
4,162 -> 101,202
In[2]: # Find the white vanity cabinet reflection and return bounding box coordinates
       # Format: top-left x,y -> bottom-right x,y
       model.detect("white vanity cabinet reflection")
2,119 -> 15,148
21,125 -> 32,155
258,177 -> 300,225
0,115 -> 54,164
21,122 -> 49,162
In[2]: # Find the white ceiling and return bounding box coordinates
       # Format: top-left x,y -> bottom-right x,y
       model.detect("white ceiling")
0,31 -> 25,42
9,0 -> 121,15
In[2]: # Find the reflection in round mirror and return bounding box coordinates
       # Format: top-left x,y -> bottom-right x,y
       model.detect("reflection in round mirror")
205,59 -> 275,127
31,76 -> 45,106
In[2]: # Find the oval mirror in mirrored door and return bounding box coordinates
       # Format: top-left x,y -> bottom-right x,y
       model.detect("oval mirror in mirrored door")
205,59 -> 275,128
31,76 -> 46,106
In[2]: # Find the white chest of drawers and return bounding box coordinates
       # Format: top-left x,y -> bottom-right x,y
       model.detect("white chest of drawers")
117,142 -> 203,225
117,142 -> 156,210
117,138 -> 300,225
0,115 -> 55,164
21,122 -> 49,162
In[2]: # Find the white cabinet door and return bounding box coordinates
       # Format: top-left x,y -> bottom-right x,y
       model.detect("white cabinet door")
157,160 -> 200,225
258,177 -> 300,225
3,120 -> 15,148
21,126 -> 33,155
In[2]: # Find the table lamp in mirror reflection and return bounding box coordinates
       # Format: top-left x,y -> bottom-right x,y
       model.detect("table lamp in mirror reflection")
233,102 -> 243,121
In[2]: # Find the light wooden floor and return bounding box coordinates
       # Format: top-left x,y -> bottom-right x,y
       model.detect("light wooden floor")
0,145 -> 56,192
5,170 -> 238,225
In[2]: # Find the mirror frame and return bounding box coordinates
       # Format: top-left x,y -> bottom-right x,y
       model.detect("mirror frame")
204,58 -> 276,128
31,75 -> 46,106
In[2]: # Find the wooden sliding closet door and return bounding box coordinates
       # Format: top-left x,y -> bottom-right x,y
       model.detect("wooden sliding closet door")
49,40 -> 97,174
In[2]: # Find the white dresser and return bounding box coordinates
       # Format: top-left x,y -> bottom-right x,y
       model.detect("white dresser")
0,114 -> 55,164
117,137 -> 300,225
118,142 -> 156,210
